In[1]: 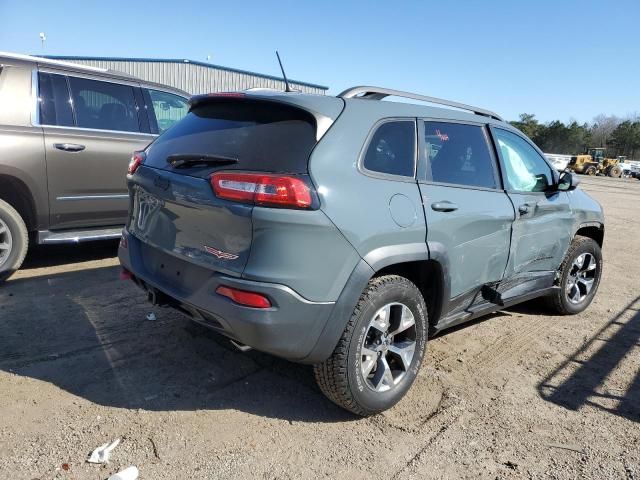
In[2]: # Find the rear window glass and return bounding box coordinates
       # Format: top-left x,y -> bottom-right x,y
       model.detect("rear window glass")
68,77 -> 140,132
145,100 -> 317,174
424,121 -> 496,189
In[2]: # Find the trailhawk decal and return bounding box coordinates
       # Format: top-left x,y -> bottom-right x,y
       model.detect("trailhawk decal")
203,245 -> 239,260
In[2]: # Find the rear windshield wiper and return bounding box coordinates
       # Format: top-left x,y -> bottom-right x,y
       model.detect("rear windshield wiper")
167,154 -> 239,168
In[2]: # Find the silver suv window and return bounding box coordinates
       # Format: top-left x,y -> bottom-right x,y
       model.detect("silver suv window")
148,89 -> 189,134
68,77 -> 140,132
363,120 -> 415,177
424,121 -> 496,189
38,72 -> 74,127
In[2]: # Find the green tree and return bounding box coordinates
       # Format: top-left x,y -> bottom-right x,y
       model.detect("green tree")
608,121 -> 640,158
510,113 -> 541,140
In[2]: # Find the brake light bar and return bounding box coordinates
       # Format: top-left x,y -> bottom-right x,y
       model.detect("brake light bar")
128,151 -> 146,175
207,92 -> 246,98
216,286 -> 271,308
211,172 -> 314,209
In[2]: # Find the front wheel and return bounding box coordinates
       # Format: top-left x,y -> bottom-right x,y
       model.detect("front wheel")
608,165 -> 622,178
314,275 -> 428,416
547,236 -> 602,315
0,199 -> 29,283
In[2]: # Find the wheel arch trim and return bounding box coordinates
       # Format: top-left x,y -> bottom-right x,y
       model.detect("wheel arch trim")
574,221 -> 604,247
301,242 -> 451,364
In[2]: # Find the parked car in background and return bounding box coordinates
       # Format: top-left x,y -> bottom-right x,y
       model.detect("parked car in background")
618,161 -> 633,178
0,52 -> 189,281
119,86 -> 605,415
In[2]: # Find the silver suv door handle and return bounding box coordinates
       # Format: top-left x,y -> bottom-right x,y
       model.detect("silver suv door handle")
518,202 -> 537,215
431,201 -> 459,212
54,143 -> 86,152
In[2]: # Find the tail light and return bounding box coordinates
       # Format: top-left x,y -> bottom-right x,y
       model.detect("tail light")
211,172 -> 314,209
128,151 -> 146,175
216,286 -> 271,308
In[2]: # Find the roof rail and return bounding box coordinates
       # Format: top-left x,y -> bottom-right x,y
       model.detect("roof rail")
0,51 -> 108,73
338,86 -> 503,121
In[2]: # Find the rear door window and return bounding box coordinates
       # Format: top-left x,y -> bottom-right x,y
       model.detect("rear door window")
362,121 -> 415,177
424,121 -> 497,189
67,77 -> 140,132
147,89 -> 189,134
144,100 -> 317,173
38,72 -> 74,127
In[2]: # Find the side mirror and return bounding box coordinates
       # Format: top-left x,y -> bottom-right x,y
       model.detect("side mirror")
557,171 -> 579,191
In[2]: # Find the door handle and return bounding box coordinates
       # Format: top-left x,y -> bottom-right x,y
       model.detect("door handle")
54,143 -> 86,152
518,202 -> 537,215
431,201 -> 459,212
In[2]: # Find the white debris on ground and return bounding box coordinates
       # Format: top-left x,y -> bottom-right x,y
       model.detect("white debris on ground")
87,437 -> 121,464
108,465 -> 139,480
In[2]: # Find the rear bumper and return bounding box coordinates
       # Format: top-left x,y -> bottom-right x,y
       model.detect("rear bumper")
118,229 -> 335,362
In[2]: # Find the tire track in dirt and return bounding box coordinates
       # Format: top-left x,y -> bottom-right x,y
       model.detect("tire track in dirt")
472,315 -> 551,373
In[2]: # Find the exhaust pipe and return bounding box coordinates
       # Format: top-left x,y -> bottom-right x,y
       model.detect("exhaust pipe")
229,339 -> 252,352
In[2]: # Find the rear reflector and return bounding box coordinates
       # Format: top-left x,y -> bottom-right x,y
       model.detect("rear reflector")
216,286 -> 272,308
128,151 -> 146,175
211,172 -> 313,209
120,268 -> 133,280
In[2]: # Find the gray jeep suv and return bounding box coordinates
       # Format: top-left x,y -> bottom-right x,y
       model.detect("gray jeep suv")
0,52 -> 189,281
118,86 -> 604,415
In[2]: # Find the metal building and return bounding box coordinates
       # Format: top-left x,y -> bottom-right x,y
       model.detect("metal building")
43,56 -> 328,95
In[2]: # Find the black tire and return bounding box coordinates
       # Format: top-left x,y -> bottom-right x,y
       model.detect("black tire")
0,198 -> 29,283
585,166 -> 597,176
547,236 -> 602,315
608,165 -> 622,178
314,275 -> 428,416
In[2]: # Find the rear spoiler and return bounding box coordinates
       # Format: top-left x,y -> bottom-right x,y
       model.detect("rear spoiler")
187,91 -> 345,141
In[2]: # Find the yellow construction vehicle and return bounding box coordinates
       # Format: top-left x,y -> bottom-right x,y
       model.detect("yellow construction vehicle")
568,147 -> 623,177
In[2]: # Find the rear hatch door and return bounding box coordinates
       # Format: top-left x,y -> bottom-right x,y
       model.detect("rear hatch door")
128,96 -> 325,276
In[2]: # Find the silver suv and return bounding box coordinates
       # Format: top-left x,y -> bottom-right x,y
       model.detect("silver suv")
0,52 -> 189,280
119,86 -> 605,415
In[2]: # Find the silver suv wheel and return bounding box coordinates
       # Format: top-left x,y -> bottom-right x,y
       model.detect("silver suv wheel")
566,252 -> 597,304
360,302 -> 417,392
0,218 -> 13,269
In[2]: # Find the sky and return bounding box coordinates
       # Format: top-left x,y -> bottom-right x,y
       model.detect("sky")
1,0 -> 638,123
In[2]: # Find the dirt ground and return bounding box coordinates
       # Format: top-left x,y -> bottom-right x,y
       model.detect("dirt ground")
0,175 -> 638,480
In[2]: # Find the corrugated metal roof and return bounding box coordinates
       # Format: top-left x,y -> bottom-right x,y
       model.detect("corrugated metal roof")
42,55 -> 328,91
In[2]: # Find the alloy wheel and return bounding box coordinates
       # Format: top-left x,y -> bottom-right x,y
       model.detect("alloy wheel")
566,252 -> 597,304
360,302 -> 417,392
0,218 -> 12,269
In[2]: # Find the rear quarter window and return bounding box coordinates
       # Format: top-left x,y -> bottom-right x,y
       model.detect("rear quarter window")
145,100 -> 318,174
362,120 -> 416,178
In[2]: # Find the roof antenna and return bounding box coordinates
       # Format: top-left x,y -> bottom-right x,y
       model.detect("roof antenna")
276,50 -> 292,92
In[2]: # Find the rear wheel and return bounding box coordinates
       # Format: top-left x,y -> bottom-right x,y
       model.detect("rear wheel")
314,275 -> 428,416
585,166 -> 597,176
547,236 -> 602,315
0,198 -> 29,282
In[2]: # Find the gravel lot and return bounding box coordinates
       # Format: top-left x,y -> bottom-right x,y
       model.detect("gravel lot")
0,175 -> 638,480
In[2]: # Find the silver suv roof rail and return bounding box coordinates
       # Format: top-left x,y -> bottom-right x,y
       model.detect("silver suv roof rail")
338,86 -> 503,121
